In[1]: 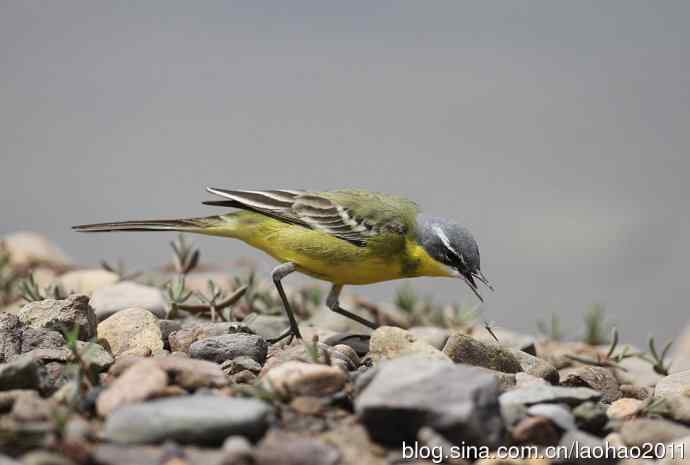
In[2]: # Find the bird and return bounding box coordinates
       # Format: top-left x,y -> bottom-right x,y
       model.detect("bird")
73,188 -> 492,342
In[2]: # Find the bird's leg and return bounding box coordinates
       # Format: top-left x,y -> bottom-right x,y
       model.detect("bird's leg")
326,284 -> 379,330
267,262 -> 303,343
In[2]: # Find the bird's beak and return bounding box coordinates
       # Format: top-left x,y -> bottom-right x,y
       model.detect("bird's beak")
459,271 -> 484,303
473,269 -> 494,291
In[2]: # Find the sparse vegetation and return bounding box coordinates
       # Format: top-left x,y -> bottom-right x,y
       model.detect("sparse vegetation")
100,259 -> 141,282
16,272 -> 67,302
0,241 -> 20,305
537,313 -> 565,341
583,303 -> 612,346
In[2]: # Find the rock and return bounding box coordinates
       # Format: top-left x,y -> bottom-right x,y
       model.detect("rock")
57,269 -> 119,295
471,326 -> 537,355
607,398 -> 643,420
10,391 -> 56,421
222,436 -> 253,464
620,384 -> 652,400
500,385 -> 601,407
91,444 -> 227,465
355,357 -> 504,448
168,321 -> 247,353
408,327 -> 450,350
221,356 -> 262,375
19,451 -> 76,465
616,354 -> 665,387
656,370 -> 690,398
0,313 -> 23,362
369,326 -> 451,362
263,361 -> 347,398
19,327 -> 66,354
90,282 -> 167,320
18,294 -> 97,340
107,355 -> 227,390
659,434 -> 690,465
510,350 -> 558,384
515,372 -> 549,389
157,319 -> 182,350
97,308 -> 164,357
245,314 -> 290,340
656,393 -> 690,424
323,333 -> 370,356
103,395 -> 271,444
262,341 -> 359,375
527,403 -> 576,430
190,333 -> 268,364
561,366 -> 621,403
443,333 -> 522,373
572,401 -> 609,434
620,419 -> 690,448
97,359 -> 168,416
0,357 -> 40,390
3,232 -> 71,268
511,415 -> 560,445
76,341 -> 114,372
319,418 -> 388,465
255,430 -> 340,465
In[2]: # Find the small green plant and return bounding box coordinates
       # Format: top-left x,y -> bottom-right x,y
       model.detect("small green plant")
640,336 -> 673,376
395,283 -> 418,313
302,334 -> 332,365
176,280 -> 248,321
537,313 -> 565,341
566,327 -> 642,370
165,275 -> 193,319
583,303 -> 611,346
17,273 -> 67,302
170,234 -> 200,274
59,323 -> 101,409
100,259 -> 141,281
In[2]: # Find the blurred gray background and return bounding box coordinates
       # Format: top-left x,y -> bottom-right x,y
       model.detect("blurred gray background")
2,2 -> 688,344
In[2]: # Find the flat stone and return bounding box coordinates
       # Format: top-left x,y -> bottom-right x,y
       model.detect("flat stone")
190,333 -> 267,364
607,398 -> 643,420
263,361 -> 347,398
408,327 -> 450,350
369,326 -> 451,362
97,359 -> 168,416
168,322 -> 246,354
90,282 -> 167,320
510,349 -> 558,384
107,355 -> 228,390
103,395 -> 272,444
511,415 -> 560,446
561,366 -> 621,403
527,403 -> 576,430
10,391 -> 56,422
254,430 -> 340,465
262,341 -> 359,375
57,269 -> 119,295
620,419 -> 690,448
355,357 -> 505,448
616,354 -> 665,388
18,294 -> 97,340
443,333 -> 522,373
97,308 -> 163,357
0,313 -> 23,362
500,385 -> 601,407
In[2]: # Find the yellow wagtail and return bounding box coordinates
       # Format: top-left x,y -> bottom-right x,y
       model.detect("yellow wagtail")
73,188 -> 492,342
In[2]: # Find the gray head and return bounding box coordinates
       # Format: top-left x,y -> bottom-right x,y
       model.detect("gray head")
416,215 -> 493,301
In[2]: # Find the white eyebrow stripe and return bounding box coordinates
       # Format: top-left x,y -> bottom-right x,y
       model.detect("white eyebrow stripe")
432,225 -> 464,263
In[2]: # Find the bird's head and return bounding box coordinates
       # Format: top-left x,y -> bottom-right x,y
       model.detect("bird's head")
416,216 -> 493,302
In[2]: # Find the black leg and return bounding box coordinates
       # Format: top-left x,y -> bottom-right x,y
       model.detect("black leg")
269,262 -> 303,341
326,285 -> 379,330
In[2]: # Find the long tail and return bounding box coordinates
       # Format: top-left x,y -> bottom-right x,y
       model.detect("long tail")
72,215 -> 235,236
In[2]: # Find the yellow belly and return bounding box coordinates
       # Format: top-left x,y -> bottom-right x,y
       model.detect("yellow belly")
208,212 -> 454,285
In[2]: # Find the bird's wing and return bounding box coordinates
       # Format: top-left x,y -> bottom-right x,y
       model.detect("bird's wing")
204,188 -> 418,246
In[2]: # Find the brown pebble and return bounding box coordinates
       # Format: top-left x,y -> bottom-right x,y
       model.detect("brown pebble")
512,416 -> 560,446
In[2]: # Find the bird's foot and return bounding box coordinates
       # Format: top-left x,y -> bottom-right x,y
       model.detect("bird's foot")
267,328 -> 300,345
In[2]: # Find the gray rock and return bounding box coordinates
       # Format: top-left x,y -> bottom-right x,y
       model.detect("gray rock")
20,327 -> 65,354
655,370 -> 690,398
190,333 -> 268,364
561,365 -> 621,403
323,333 -> 370,356
0,357 -> 40,390
245,314 -> 289,340
572,401 -> 609,435
510,349 -> 559,384
527,403 -> 576,430
620,418 -> 690,448
616,354 -> 665,387
443,333 -> 522,373
500,385 -> 601,407
91,444 -> 226,465
408,326 -> 450,350
168,321 -> 248,354
354,357 -> 505,448
107,355 -> 228,390
90,282 -> 167,320
656,393 -> 690,424
103,395 -> 272,444
97,359 -> 168,416
0,313 -> 23,362
18,294 -> 97,340
255,431 -> 340,465
158,319 -> 182,350
369,326 -> 451,362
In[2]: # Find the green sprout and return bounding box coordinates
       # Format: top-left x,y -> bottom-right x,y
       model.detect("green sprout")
170,234 -> 200,275
17,273 -> 67,302
537,313 -> 565,341
566,327 -> 642,370
583,303 -> 611,346
100,259 -> 141,281
165,275 -> 193,319
639,336 -> 673,376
